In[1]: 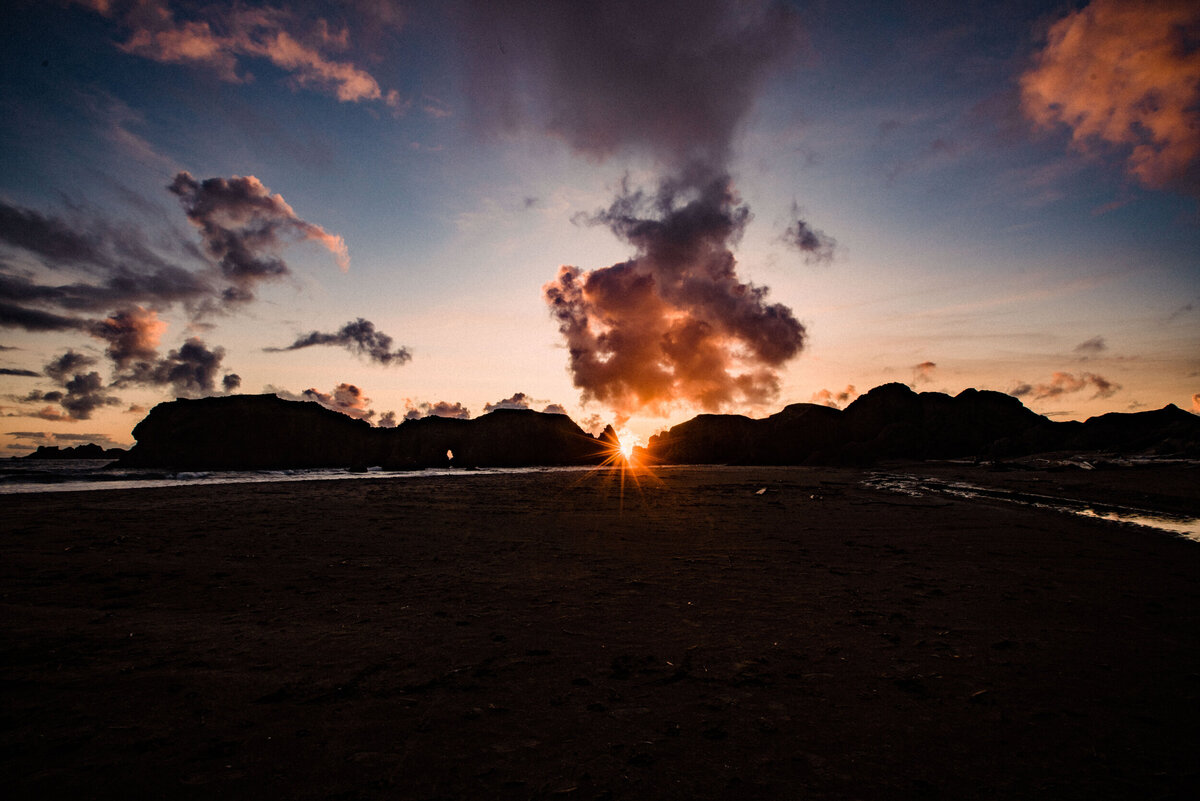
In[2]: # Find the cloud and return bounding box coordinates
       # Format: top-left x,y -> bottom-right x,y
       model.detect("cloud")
912,361 -> 937,384
90,306 -> 168,367
1192,393 -> 1200,414
44,350 -> 99,383
222,373 -> 241,392
301,382 -> 376,421
782,214 -> 836,265
462,2 -> 812,421
811,385 -> 857,409
112,337 -> 236,398
1020,0 -> 1200,194
545,170 -> 807,418
377,409 -> 398,428
0,367 -> 40,377
169,171 -> 348,304
265,318 -> 411,366
1074,336 -> 1107,357
82,0 -> 401,108
458,0 -> 802,168
1009,371 -> 1122,400
28,352 -> 122,421
0,300 -> 90,332
403,400 -> 471,420
541,403 -> 568,415
484,391 -> 534,412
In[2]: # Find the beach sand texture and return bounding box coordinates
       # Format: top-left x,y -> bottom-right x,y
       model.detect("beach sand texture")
3,464 -> 1199,799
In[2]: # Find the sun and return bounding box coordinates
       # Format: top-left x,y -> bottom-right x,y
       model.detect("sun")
618,439 -> 635,460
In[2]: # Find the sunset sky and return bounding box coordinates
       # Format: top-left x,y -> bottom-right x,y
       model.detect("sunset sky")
2,0 -> 1198,455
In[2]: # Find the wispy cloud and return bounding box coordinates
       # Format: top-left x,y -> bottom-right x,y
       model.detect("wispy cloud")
80,0 -> 403,109
1009,371 -> 1121,401
265,318 -> 411,366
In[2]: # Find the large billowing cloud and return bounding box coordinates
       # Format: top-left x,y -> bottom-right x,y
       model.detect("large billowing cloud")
265,318 -> 411,366
545,170 -> 806,418
1021,0 -> 1200,194
77,0 -> 402,109
461,0 -> 813,419
1009,371 -> 1122,401
170,171 -> 349,304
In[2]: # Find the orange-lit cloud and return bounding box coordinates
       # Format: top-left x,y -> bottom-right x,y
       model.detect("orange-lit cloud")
301,382 -> 375,421
1192,392 -> 1200,414
1021,0 -> 1200,193
912,361 -> 937,384
82,1 -> 401,108
811,385 -> 857,409
545,171 -> 806,420
1009,371 -> 1122,401
91,306 -> 167,367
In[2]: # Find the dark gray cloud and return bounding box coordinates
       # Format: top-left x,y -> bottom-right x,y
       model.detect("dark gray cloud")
404,400 -> 471,420
169,171 -> 348,304
44,350 -> 99,383
484,391 -> 533,412
0,299 -> 90,332
458,0 -> 803,167
222,373 -> 242,392
0,368 -> 40,377
1074,336 -> 1106,356
783,212 -> 836,264
113,337 -> 234,398
265,317 -> 411,366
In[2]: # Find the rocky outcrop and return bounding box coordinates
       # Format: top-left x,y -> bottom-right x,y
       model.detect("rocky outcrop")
116,387 -> 1200,471
118,395 -> 608,470
650,383 -> 1197,465
22,443 -> 127,460
119,394 -> 381,469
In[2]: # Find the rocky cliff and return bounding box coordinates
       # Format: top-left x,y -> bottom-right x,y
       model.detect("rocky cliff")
117,386 -> 1200,471
649,383 -> 1199,465
118,395 -> 608,470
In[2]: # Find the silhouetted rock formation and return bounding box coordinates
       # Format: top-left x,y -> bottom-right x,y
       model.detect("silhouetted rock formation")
650,383 -> 1199,465
117,386 -> 1200,471
22,443 -> 127,460
119,395 -> 605,470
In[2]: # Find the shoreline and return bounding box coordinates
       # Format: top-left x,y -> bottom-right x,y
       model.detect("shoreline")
4,465 -> 1199,798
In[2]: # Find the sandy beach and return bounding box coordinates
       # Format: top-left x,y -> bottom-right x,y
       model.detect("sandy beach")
3,463 -> 1199,799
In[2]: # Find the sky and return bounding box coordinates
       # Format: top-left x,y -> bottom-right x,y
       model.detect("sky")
1,0 -> 1198,455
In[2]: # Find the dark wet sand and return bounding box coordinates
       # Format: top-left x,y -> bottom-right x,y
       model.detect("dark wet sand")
3,464 -> 1199,800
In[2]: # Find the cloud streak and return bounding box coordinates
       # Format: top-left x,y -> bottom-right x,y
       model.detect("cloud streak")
265,318 -> 411,366
82,0 -> 402,109
1009,371 -> 1122,401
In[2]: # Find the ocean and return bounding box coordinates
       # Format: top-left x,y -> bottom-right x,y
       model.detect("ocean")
0,458 -> 589,495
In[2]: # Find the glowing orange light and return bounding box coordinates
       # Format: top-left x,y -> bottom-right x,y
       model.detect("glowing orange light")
618,439 -> 635,460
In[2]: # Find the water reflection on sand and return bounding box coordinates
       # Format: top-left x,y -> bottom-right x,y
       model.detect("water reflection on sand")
864,473 -> 1200,543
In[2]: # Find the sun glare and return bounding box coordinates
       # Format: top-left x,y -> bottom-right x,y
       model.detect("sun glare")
619,439 -> 635,459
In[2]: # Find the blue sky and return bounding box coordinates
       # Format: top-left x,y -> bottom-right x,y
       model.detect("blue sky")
1,0 -> 1197,453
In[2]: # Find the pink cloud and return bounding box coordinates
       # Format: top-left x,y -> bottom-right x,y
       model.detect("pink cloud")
1020,0 -> 1200,193
84,1 -> 400,108
810,384 -> 857,409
